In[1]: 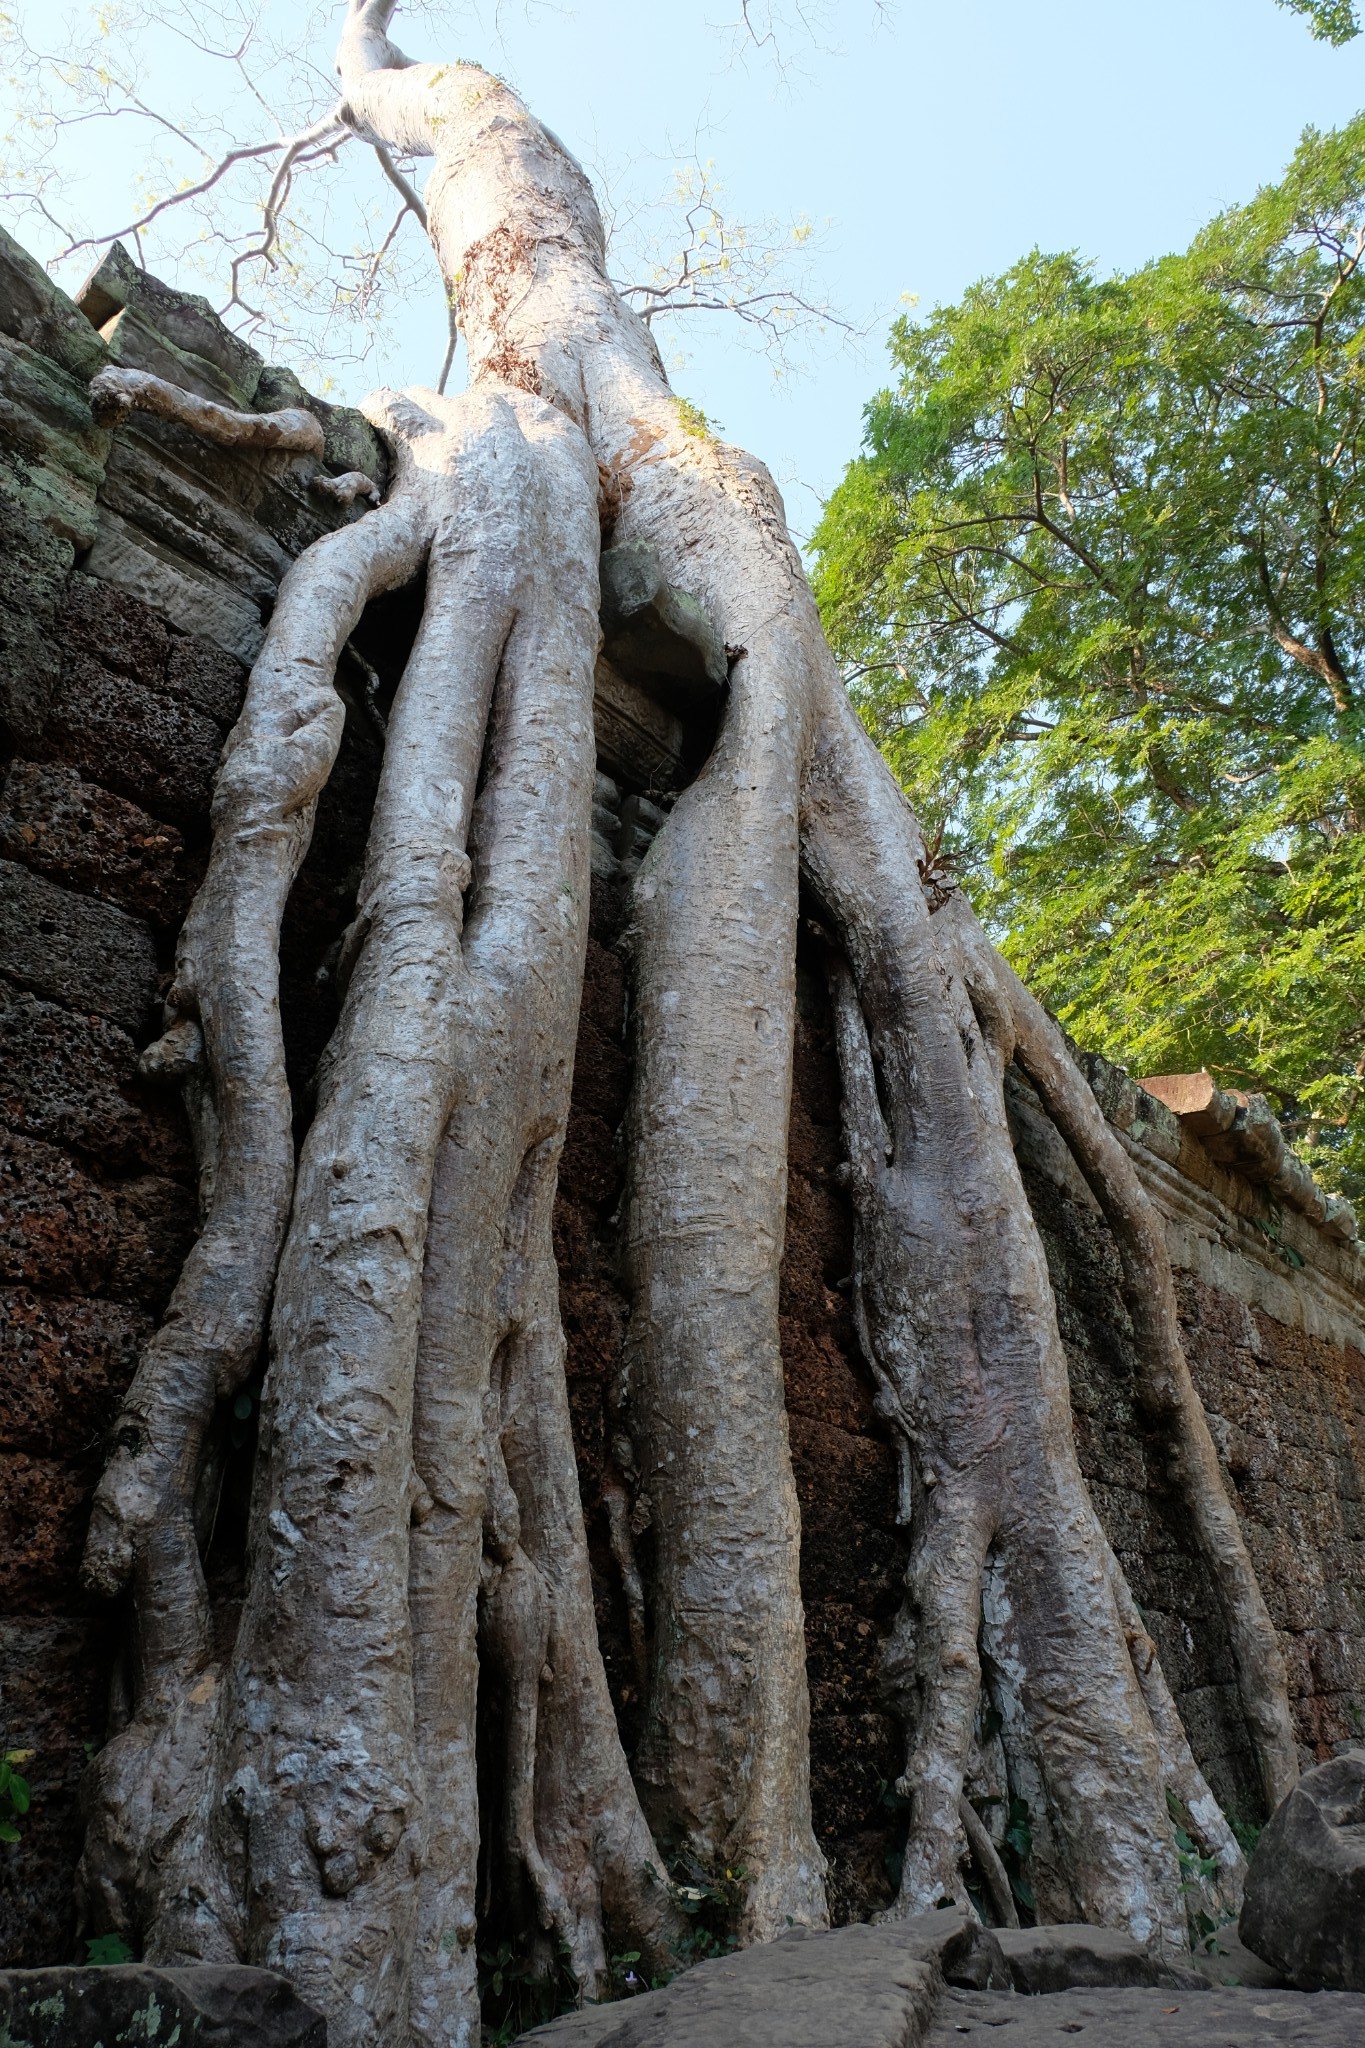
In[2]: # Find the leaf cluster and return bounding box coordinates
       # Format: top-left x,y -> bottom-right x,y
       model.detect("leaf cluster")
1278,0 -> 1361,45
813,115 -> 1365,1195
0,1747 -> 32,1844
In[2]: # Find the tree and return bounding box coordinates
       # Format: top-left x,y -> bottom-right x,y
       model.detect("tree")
1279,0 -> 1361,43
64,6 -> 1299,2046
0,0 -> 849,393
812,117 -> 1365,1199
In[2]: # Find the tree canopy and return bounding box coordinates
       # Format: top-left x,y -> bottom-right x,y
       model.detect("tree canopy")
1280,0 -> 1361,44
812,115 -> 1365,1195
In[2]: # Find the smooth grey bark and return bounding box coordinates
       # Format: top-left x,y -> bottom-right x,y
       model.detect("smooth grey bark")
77,7 -> 1300,2042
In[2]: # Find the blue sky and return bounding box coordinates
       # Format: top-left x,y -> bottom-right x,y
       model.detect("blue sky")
9,2 -> 1365,529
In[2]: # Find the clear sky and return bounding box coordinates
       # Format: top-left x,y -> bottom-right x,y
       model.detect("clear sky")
9,2 -> 1365,530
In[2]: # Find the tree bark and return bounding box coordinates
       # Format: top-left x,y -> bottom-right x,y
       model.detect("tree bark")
75,7 -> 1300,2041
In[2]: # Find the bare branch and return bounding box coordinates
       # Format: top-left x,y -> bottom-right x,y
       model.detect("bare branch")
372,142 -> 427,232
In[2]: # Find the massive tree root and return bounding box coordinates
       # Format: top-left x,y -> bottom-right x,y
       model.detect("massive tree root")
76,5 -> 1299,2043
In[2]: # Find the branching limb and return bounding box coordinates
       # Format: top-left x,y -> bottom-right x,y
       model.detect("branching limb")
372,141 -> 428,230
937,889 -> 1300,1817
959,1792 -> 1020,1930
315,469 -> 382,504
89,365 -> 326,454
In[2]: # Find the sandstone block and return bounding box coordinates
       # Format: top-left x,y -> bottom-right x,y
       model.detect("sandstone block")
46,653 -> 224,826
994,1923 -> 1204,1992
0,862 -> 158,1036
0,980 -> 191,1176
524,1909 -> 1006,2048
1241,1750 -> 1365,1990
0,1286 -> 151,1456
0,760 -> 199,930
0,225 -> 109,383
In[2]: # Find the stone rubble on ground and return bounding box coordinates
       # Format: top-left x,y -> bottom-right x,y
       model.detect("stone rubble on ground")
1240,1750 -> 1365,1992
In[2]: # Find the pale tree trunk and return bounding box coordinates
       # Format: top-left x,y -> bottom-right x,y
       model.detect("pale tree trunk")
74,5 -> 1299,2043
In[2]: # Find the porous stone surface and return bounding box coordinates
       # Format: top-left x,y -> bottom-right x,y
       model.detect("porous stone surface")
1240,1751 -> 1365,1990
1010,1074 -> 1365,1835
0,222 -> 382,1968
0,1964 -> 326,2045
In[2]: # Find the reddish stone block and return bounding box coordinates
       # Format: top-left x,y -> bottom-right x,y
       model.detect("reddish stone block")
45,654 -> 223,828
0,759 -> 201,930
0,862 -> 158,1037
0,1286 -> 150,1457
0,979 -> 191,1177
0,1452 -> 92,1612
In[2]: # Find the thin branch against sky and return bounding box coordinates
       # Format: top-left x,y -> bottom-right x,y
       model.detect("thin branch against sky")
1,1 -> 1363,505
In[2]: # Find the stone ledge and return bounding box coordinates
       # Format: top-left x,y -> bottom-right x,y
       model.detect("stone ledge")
1076,1047 -> 1361,1274
0,1965 -> 326,2046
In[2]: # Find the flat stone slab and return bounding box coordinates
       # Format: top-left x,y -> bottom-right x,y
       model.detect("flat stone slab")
523,1911 -> 1004,2047
0,1965 -> 326,2046
525,1917 -> 1365,2048
930,1984 -> 1365,2045
994,1925 -> 1203,1993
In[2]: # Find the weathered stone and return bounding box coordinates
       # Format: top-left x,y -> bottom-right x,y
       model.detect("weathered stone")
593,655 -> 688,789
929,1983 -> 1365,2045
1223,1094 -> 1288,1183
1240,1751 -> 1365,1990
0,761 -> 200,930
598,540 -> 728,710
60,571 -> 246,726
165,635 -> 248,727
523,1911 -> 1007,2047
1193,1925 -> 1288,1989
0,1286 -> 152,1456
1128,1087 -> 1183,1164
0,1965 -> 326,2047
0,1451 -> 92,1612
0,226 -> 109,384
58,571 -> 171,685
0,337 -> 109,551
0,496 -> 66,749
45,653 -> 225,827
0,980 -> 191,1176
83,505 -> 268,663
252,363 -> 390,482
0,1614 -> 119,1966
1323,1196 -> 1360,1245
96,303 -> 258,410
75,240 -> 265,405
1140,1070 -> 1238,1139
0,862 -> 158,1036
0,1134 -> 191,1307
993,1924 -> 1206,1993
99,429 -> 293,598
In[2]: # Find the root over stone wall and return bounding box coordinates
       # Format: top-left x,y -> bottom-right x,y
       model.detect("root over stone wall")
2,225 -> 1364,1967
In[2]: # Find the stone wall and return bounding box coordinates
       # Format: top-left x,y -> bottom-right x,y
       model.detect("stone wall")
2,229 -> 1363,1969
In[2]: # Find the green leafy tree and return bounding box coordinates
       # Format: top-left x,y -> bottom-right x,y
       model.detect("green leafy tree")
813,116 -> 1365,1193
1279,0 -> 1360,45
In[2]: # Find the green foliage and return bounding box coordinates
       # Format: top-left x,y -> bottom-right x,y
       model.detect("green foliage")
1167,1790 -> 1225,1951
478,1935 -> 576,2043
813,116 -> 1365,1195
674,395 -> 720,441
1230,1812 -> 1265,1857
85,1933 -> 135,1964
0,1749 -> 32,1845
646,1853 -> 748,1966
1000,1796 -> 1036,1915
1278,0 -> 1360,45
